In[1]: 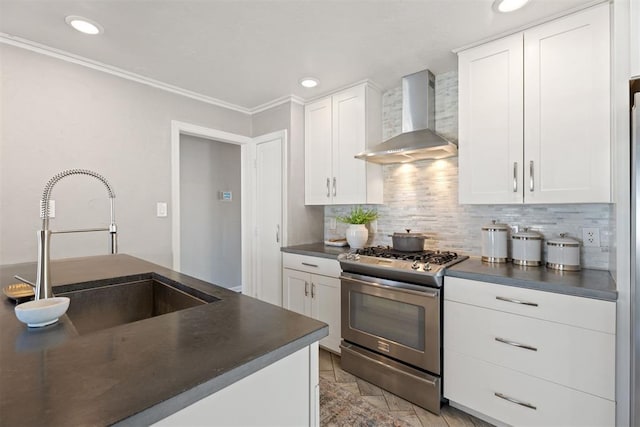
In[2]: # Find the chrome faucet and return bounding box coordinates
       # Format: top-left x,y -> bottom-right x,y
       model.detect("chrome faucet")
35,169 -> 117,300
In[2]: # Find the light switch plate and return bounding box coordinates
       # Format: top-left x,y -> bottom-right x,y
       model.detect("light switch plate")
156,202 -> 168,217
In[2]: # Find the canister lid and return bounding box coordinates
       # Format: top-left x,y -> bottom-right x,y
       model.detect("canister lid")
482,219 -> 509,231
546,232 -> 580,247
512,227 -> 542,240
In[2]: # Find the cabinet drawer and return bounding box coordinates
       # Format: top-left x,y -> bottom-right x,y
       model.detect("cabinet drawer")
282,253 -> 341,278
444,350 -> 615,427
444,300 -> 614,399
444,277 -> 615,333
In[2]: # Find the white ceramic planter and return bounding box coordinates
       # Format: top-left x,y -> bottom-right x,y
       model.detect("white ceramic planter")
346,224 -> 368,249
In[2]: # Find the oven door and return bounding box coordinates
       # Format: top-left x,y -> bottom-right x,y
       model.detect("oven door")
340,272 -> 440,374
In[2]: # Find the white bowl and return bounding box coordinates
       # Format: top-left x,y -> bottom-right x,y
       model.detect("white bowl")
15,297 -> 70,328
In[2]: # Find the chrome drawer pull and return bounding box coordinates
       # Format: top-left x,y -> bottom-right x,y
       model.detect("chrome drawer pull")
311,283 -> 316,298
301,262 -> 319,268
496,296 -> 538,307
494,392 -> 537,410
513,162 -> 518,192
495,337 -> 538,352
326,178 -> 330,197
333,177 -> 337,197
529,160 -> 534,192
304,282 -> 309,297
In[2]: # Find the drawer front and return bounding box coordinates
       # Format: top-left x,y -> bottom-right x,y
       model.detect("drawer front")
444,277 -> 615,333
444,350 -> 615,427
282,253 -> 341,277
444,300 -> 615,399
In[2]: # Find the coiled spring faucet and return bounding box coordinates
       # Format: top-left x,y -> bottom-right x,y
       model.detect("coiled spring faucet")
36,169 -> 117,300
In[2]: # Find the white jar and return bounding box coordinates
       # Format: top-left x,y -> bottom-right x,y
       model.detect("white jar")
512,228 -> 542,266
546,233 -> 581,271
481,220 -> 509,263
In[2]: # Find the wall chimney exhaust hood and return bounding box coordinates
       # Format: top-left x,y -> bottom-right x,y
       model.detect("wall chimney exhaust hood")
355,69 -> 457,164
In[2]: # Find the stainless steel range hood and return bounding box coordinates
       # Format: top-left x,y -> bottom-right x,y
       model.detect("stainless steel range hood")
356,70 -> 457,164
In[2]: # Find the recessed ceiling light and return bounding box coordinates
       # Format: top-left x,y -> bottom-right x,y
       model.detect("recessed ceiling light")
299,77 -> 319,88
65,15 -> 103,35
493,0 -> 529,13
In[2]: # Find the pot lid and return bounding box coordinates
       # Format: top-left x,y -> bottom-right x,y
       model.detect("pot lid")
512,227 -> 542,240
547,233 -> 580,247
482,220 -> 509,231
391,229 -> 427,238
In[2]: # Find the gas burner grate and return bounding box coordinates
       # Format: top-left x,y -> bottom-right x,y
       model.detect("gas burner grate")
355,246 -> 460,265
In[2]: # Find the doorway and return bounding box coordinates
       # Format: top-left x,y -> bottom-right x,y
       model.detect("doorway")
171,121 -> 286,297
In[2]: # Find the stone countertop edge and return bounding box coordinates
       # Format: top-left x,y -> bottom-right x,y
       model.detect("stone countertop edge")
117,329 -> 326,426
0,254 -> 328,426
445,257 -> 617,301
281,242 -> 351,260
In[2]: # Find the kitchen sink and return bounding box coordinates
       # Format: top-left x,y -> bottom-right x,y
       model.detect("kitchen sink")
57,277 -> 218,335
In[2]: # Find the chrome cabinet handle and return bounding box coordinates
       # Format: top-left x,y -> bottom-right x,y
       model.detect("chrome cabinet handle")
304,282 -> 309,297
529,160 -> 534,192
495,337 -> 538,352
311,283 -> 316,298
276,224 -> 280,243
513,162 -> 518,192
301,262 -> 318,268
326,178 -> 330,197
496,296 -> 538,307
332,177 -> 337,197
494,392 -> 537,410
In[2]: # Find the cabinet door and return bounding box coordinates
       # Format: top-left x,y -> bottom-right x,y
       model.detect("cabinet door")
524,4 -> 610,203
304,98 -> 333,205
282,268 -> 311,316
310,274 -> 341,353
632,0 -> 640,79
331,85 -> 368,204
458,33 -> 524,204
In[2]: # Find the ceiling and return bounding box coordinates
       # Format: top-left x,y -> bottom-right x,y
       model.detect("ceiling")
0,0 -> 595,111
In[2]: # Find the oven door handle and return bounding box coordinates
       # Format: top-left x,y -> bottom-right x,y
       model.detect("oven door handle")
340,275 -> 439,298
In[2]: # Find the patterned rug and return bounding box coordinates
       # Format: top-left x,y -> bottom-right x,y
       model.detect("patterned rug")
319,377 -> 411,427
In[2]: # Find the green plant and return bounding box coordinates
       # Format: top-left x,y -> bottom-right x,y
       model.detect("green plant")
336,206 -> 379,224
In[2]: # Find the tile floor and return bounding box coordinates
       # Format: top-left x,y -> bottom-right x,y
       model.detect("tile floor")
319,348 -> 494,427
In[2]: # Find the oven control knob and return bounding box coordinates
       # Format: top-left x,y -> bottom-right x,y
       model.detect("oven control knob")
411,261 -> 420,270
424,263 -> 432,271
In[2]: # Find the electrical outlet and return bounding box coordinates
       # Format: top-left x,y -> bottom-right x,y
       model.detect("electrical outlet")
582,227 -> 600,247
329,217 -> 337,230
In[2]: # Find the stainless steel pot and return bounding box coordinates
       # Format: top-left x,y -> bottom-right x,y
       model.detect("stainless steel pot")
390,229 -> 427,252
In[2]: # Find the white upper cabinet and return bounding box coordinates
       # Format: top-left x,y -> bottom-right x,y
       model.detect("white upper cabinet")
304,83 -> 383,205
458,3 -> 611,204
458,33 -> 524,204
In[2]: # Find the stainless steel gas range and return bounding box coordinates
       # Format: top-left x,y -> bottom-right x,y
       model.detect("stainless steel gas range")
338,247 -> 467,414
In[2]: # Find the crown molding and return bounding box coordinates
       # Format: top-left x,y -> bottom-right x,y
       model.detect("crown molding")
250,94 -> 306,114
0,33 -> 254,114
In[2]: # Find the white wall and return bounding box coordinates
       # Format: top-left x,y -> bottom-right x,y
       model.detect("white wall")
0,44 -> 251,267
179,135 -> 241,288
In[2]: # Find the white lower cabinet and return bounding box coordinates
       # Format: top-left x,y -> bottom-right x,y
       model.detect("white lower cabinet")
444,277 -> 615,426
283,253 -> 341,353
155,343 -> 319,426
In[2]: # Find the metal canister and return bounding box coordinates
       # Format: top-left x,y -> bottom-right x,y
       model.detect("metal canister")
546,233 -> 581,271
512,228 -> 543,266
481,220 -> 509,263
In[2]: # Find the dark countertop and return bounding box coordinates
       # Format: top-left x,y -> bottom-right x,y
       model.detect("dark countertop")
281,242 -> 351,259
445,257 -> 617,301
0,254 -> 327,427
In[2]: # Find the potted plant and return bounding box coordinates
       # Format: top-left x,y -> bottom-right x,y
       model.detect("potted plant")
337,206 -> 379,249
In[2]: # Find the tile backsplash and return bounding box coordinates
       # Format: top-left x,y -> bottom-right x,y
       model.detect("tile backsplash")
324,71 -> 612,270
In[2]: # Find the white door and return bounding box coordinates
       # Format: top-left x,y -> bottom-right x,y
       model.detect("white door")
523,4 -> 610,203
255,135 -> 283,306
458,33 -> 524,204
